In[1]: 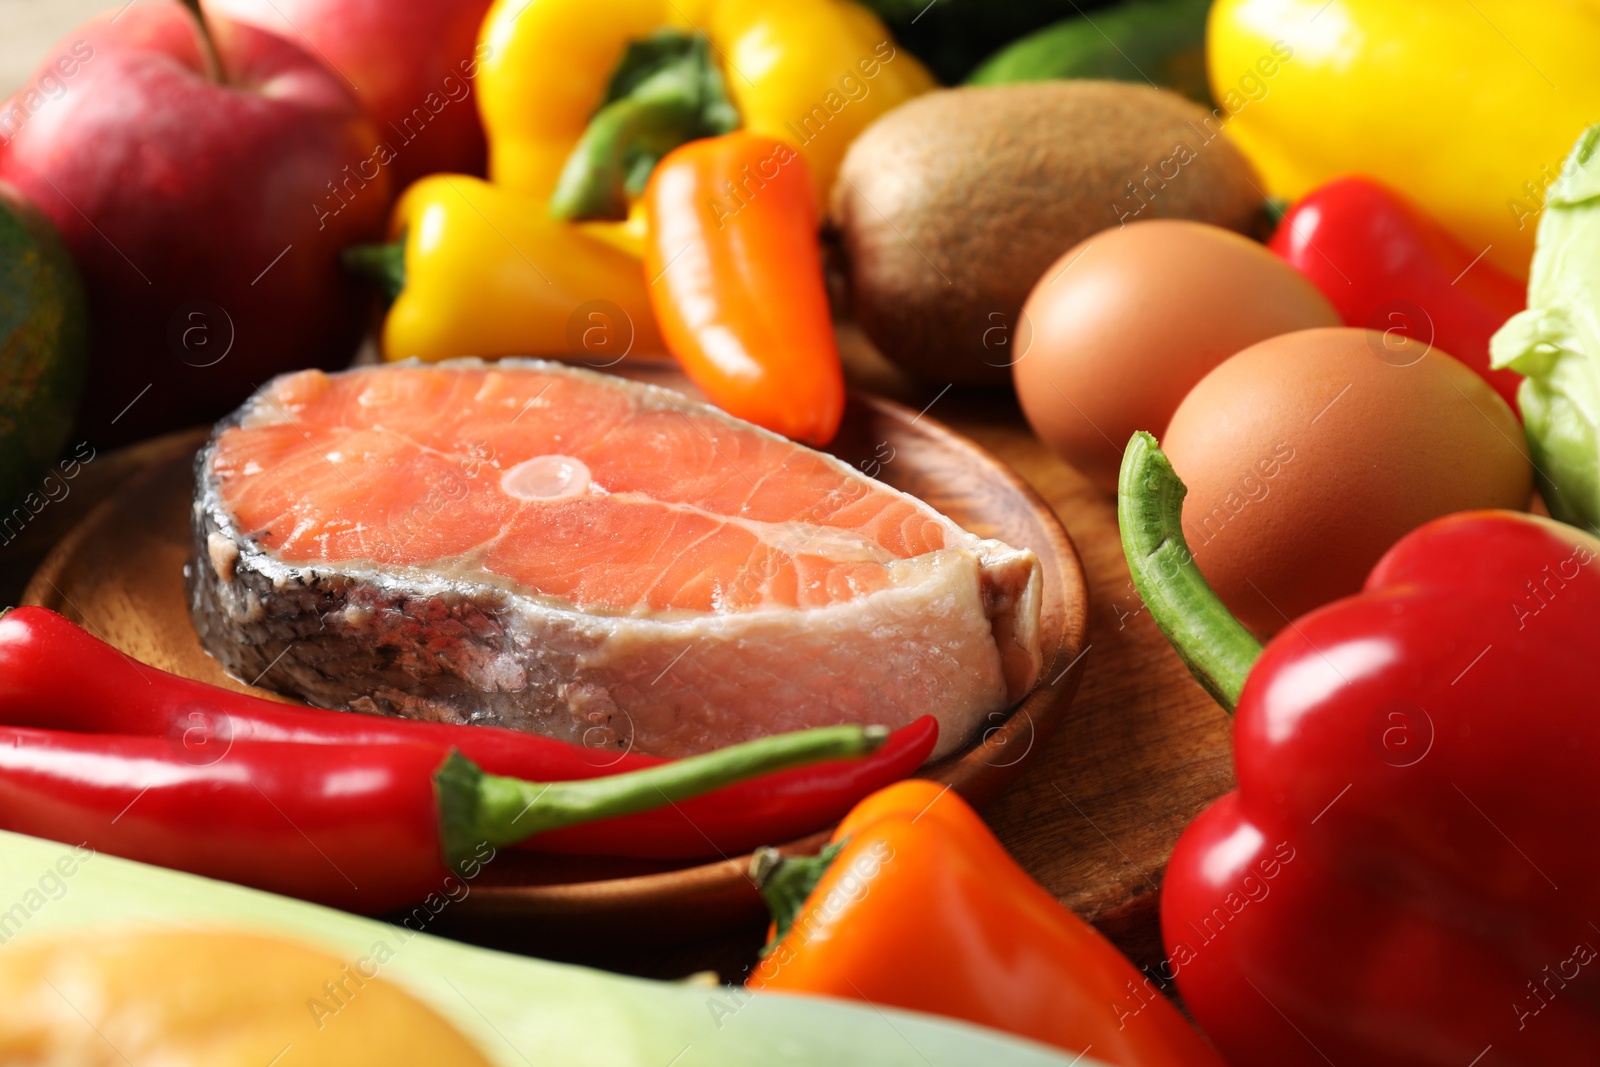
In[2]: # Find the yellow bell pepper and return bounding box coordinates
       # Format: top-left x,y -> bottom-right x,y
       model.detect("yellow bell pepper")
477,0 -> 935,213
1209,0 -> 1600,280
376,0 -> 928,364
380,176 -> 663,364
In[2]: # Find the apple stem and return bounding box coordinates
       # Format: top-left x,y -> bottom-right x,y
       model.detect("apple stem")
178,0 -> 227,83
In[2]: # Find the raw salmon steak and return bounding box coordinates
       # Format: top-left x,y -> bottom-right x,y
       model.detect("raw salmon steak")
188,360 -> 1042,759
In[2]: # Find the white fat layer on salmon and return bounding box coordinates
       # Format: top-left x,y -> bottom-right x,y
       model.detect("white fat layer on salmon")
188,359 -> 1044,759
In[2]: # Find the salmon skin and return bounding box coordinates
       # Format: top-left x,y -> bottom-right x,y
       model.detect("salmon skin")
187,360 -> 1042,759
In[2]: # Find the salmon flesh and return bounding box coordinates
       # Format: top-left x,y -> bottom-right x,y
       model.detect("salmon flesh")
187,361 -> 1042,759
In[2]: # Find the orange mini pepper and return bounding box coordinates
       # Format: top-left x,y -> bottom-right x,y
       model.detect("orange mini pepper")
642,131 -> 845,447
748,780 -> 1227,1067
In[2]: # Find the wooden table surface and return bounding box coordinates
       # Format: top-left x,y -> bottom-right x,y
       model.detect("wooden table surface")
0,332 -> 1235,983
845,342 -> 1236,980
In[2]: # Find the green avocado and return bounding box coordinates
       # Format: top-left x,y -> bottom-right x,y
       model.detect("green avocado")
966,0 -> 1213,104
0,182 -> 87,519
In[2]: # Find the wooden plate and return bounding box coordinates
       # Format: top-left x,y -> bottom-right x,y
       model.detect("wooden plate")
24,372 -> 1088,956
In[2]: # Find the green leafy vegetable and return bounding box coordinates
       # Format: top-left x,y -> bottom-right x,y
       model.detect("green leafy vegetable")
1491,124 -> 1600,532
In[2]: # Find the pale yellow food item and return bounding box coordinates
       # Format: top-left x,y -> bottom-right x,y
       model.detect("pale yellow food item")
0,928 -> 491,1066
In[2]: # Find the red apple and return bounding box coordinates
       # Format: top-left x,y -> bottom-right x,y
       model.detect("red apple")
0,3 -> 389,444
202,0 -> 493,187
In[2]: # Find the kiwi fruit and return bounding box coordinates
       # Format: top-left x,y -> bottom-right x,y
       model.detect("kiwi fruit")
831,81 -> 1266,386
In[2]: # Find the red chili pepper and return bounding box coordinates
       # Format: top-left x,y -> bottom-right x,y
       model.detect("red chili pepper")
531,713 -> 933,859
642,131 -> 845,447
0,718 -> 883,914
1118,432 -> 1600,1065
0,607 -> 935,859
0,727 -> 458,912
1269,175 -> 1525,410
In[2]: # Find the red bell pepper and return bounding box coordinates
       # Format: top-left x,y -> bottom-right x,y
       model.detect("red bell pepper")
1118,431 -> 1600,1065
0,607 -> 935,859
1270,175 -> 1525,411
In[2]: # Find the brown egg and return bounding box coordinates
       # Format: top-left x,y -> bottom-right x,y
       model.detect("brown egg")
1161,327 -> 1533,637
1014,219 -> 1340,492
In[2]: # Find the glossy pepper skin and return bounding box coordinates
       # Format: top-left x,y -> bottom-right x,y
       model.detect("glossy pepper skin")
748,780 -> 1228,1067
476,0 -> 933,213
379,176 -> 665,365
1118,435 -> 1600,1064
0,720 -> 883,915
1209,0 -> 1600,280
1270,176 -> 1525,410
0,727 -> 463,913
377,0 -> 929,364
375,0 -> 661,365
644,132 -> 846,445
0,608 -> 937,861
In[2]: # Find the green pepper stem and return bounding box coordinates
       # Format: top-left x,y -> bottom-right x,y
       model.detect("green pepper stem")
749,840 -> 846,954
435,725 -> 887,872
549,95 -> 699,220
342,240 -> 406,303
548,31 -> 740,221
1117,431 -> 1263,711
